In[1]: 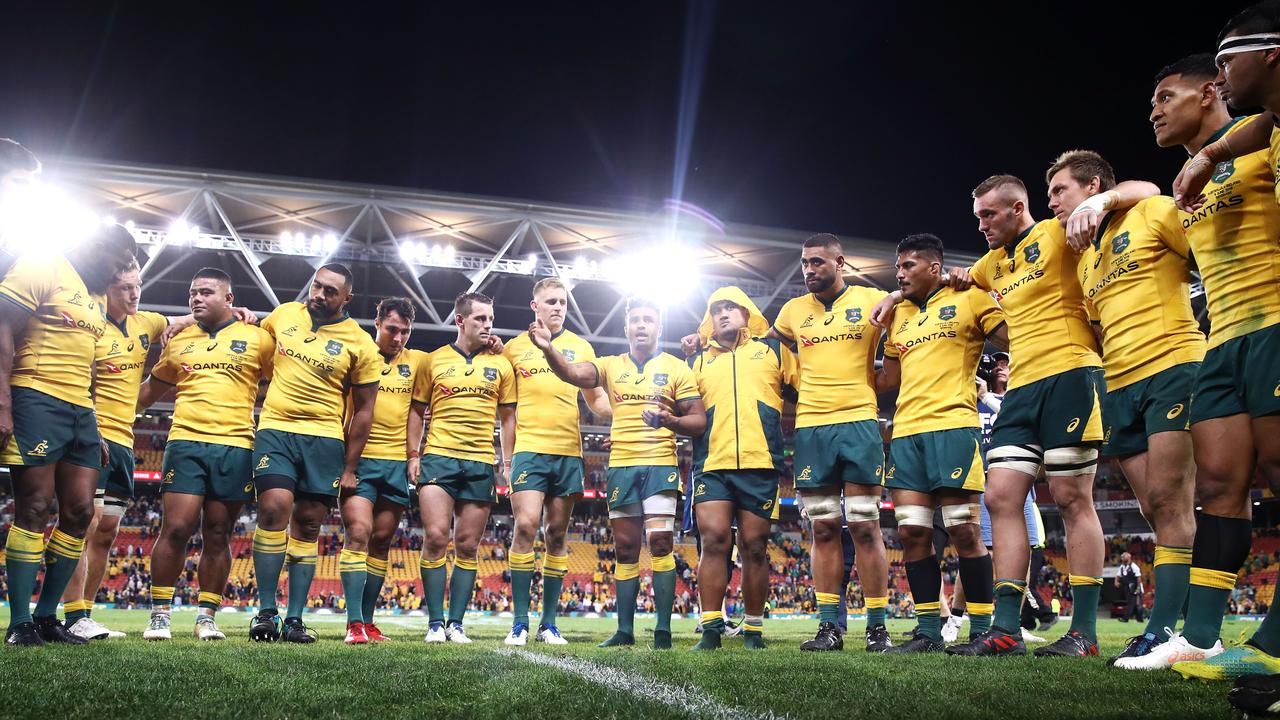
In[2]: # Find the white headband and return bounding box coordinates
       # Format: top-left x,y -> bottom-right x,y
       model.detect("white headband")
1216,33 -> 1280,62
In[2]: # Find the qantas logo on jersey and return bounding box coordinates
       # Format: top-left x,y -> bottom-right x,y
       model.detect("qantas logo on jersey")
897,331 -> 958,351
1085,261 -> 1140,299
518,366 -> 555,378
798,331 -> 863,347
181,361 -> 245,373
103,360 -> 145,374
992,268 -> 1046,300
277,344 -> 336,372
1182,194 -> 1244,229
436,383 -> 498,398
60,311 -> 106,338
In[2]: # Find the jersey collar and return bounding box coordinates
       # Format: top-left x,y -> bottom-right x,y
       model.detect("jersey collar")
1091,210 -> 1118,251
306,306 -> 349,332
908,285 -> 946,310
379,347 -> 402,363
548,327 -> 566,342
1001,223 -> 1036,259
107,313 -> 130,336
627,349 -> 659,372
198,317 -> 237,338
449,342 -> 484,363
1202,116 -> 1245,149
813,283 -> 849,312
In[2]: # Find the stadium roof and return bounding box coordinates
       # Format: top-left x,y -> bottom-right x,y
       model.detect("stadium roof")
48,159 -> 983,351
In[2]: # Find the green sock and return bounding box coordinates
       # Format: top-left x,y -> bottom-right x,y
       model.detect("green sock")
284,538 -> 318,620
363,557 -> 388,625
541,573 -> 566,627
816,591 -> 841,625
615,563 -> 640,636
449,556 -> 478,625
64,600 -> 89,624
993,579 -> 1027,633
338,548 -> 367,624
252,527 -> 288,612
420,557 -> 448,623
1068,576 -> 1102,643
4,526 -> 44,627
1146,546 -> 1192,641
651,555 -> 676,634
509,551 -> 535,627
34,529 -> 85,617
969,609 -> 992,636
865,597 -> 888,629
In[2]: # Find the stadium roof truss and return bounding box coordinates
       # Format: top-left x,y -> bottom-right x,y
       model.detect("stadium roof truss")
51,160 -> 982,350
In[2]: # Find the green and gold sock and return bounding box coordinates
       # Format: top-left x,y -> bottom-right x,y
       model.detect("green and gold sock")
958,553 -> 994,635
864,595 -> 888,629
4,525 -> 43,627
1146,546 -> 1191,641
284,538 -> 318,620
64,599 -> 90,625
540,553 -> 568,628
651,553 -> 676,634
84,600 -> 94,619
1068,575 -> 1103,643
448,555 -> 478,625
905,556 -> 942,640
34,529 -> 85,618
508,550 -> 536,627
614,562 -> 640,636
198,592 -> 222,615
151,585 -> 176,609
993,578 -> 1027,633
363,556 -> 388,624
694,609 -> 724,649
339,548 -> 368,624
251,527 -> 288,612
816,591 -> 841,626
742,613 -> 765,648
420,556 -> 447,623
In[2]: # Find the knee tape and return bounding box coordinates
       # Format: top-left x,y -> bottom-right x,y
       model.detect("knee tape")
987,444 -> 1043,476
99,496 -> 128,518
802,494 -> 842,521
941,503 -> 980,528
645,516 -> 675,535
844,495 -> 881,524
893,504 -> 933,528
1043,446 -> 1098,478
642,493 -> 677,518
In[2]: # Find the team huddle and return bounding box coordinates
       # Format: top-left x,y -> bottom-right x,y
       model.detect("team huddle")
6,7 -> 1280,704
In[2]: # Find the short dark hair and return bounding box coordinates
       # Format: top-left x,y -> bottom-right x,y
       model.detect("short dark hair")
1046,150 -> 1116,191
1218,0 -> 1280,46
0,138 -> 40,175
896,233 -> 945,265
192,267 -> 232,285
802,233 -> 842,254
624,296 -> 661,317
454,291 -> 492,318
376,296 -> 416,323
1155,53 -> 1219,84
972,174 -> 1027,200
318,262 -> 354,289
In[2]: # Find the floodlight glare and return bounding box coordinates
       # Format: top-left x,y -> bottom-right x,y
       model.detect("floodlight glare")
0,181 -> 99,258
613,242 -> 699,304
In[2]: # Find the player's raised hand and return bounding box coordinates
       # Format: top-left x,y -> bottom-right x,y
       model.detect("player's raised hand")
944,266 -> 974,291
529,317 -> 552,350
1174,155 -> 1212,212
1065,207 -> 1099,253
494,461 -> 510,490
232,307 -> 259,325
100,439 -> 110,467
679,332 -> 703,358
642,394 -> 677,429
870,293 -> 900,329
484,334 -> 505,355
160,315 -> 196,346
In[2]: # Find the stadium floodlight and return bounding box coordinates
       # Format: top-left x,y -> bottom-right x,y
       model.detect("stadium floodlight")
0,181 -> 99,258
167,220 -> 199,246
443,244 -> 456,265
323,233 -> 338,255
609,241 -> 700,304
523,252 -> 537,274
102,214 -> 117,227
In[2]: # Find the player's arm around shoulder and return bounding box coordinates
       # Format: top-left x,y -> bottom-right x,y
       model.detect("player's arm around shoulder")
527,317 -> 599,388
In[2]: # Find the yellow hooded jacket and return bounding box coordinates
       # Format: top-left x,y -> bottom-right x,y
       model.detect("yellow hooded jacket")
688,286 -> 797,473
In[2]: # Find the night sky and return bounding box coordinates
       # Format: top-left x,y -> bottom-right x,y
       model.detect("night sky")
0,1 -> 1252,256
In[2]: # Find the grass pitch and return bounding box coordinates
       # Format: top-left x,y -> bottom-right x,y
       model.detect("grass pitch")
0,609 -> 1252,719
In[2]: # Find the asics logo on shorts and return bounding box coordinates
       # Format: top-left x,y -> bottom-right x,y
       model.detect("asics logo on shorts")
1066,417 -> 1080,433
243,482 -> 253,493
666,472 -> 677,483
255,456 -> 270,471
1166,403 -> 1185,420
1274,382 -> 1280,397
762,499 -> 773,510
950,467 -> 964,479
29,440 -> 49,457
332,477 -> 340,488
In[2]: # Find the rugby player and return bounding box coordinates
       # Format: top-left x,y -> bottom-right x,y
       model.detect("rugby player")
686,286 -> 796,650
500,278 -> 611,646
135,268 -> 273,641
247,263 -> 383,643
338,297 -> 429,645
534,296 -> 705,649
419,292 -> 516,644
875,234 -> 1007,653
1044,150 -> 1204,668
60,261 -> 167,640
875,174 -> 1156,657
0,224 -> 137,646
1149,35 -> 1280,679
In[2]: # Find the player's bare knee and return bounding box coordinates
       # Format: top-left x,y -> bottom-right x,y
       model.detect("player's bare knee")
542,525 -> 567,554
59,500 -> 95,536
454,539 -> 480,558
811,517 -> 841,544
739,535 -> 768,566
948,522 -> 983,554
700,526 -> 732,556
423,529 -> 450,556
647,531 -> 674,557
343,522 -> 372,549
511,521 -> 538,548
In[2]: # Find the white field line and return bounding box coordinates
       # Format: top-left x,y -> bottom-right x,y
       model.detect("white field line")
500,648 -> 790,720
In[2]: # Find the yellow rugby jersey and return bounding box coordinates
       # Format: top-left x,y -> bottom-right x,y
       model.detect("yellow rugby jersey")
94,311 -> 168,446
1180,115 -> 1280,348
150,319 -> 274,449
354,347 -> 430,461
884,286 -> 1005,436
970,219 -> 1101,390
0,254 -> 108,408
589,351 -> 700,467
1080,196 -> 1206,390
688,332 -> 797,472
423,344 -> 516,464
258,302 -> 383,441
771,284 -> 886,428
504,329 -> 596,457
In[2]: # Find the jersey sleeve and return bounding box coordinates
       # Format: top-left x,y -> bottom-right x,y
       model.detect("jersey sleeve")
256,328 -> 276,380
1146,196 -> 1191,258
771,300 -> 795,342
588,355 -> 610,390
350,340 -> 384,387
1085,297 -> 1101,324
260,304 -> 287,338
882,330 -> 901,359
968,288 -> 1006,335
139,311 -> 169,340
498,358 -> 517,405
0,256 -> 52,315
149,340 -> 180,386
777,342 -> 799,390
502,334 -> 521,364
578,337 -> 597,363
411,350 -> 431,404
671,361 -> 701,402
969,254 -> 993,292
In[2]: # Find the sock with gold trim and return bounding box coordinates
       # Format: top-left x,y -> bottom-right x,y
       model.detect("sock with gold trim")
540,553 -> 569,628
1068,575 -> 1103,643
252,527 -> 288,612
448,555 -> 478,625
151,585 -> 176,610
1146,546 -> 1191,641
1184,514 -> 1251,649
905,556 -> 942,640
614,563 -> 640,636
651,553 -> 676,634
63,599 -> 90,625
816,591 -> 841,626
339,548 -> 368,624
363,556 -> 388,624
284,538 -> 318,620
864,595 -> 888,630
508,551 -> 536,627
420,556 -> 447,624
993,578 -> 1027,633
34,529 -> 85,619
958,553 -> 994,635
198,592 -> 222,616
